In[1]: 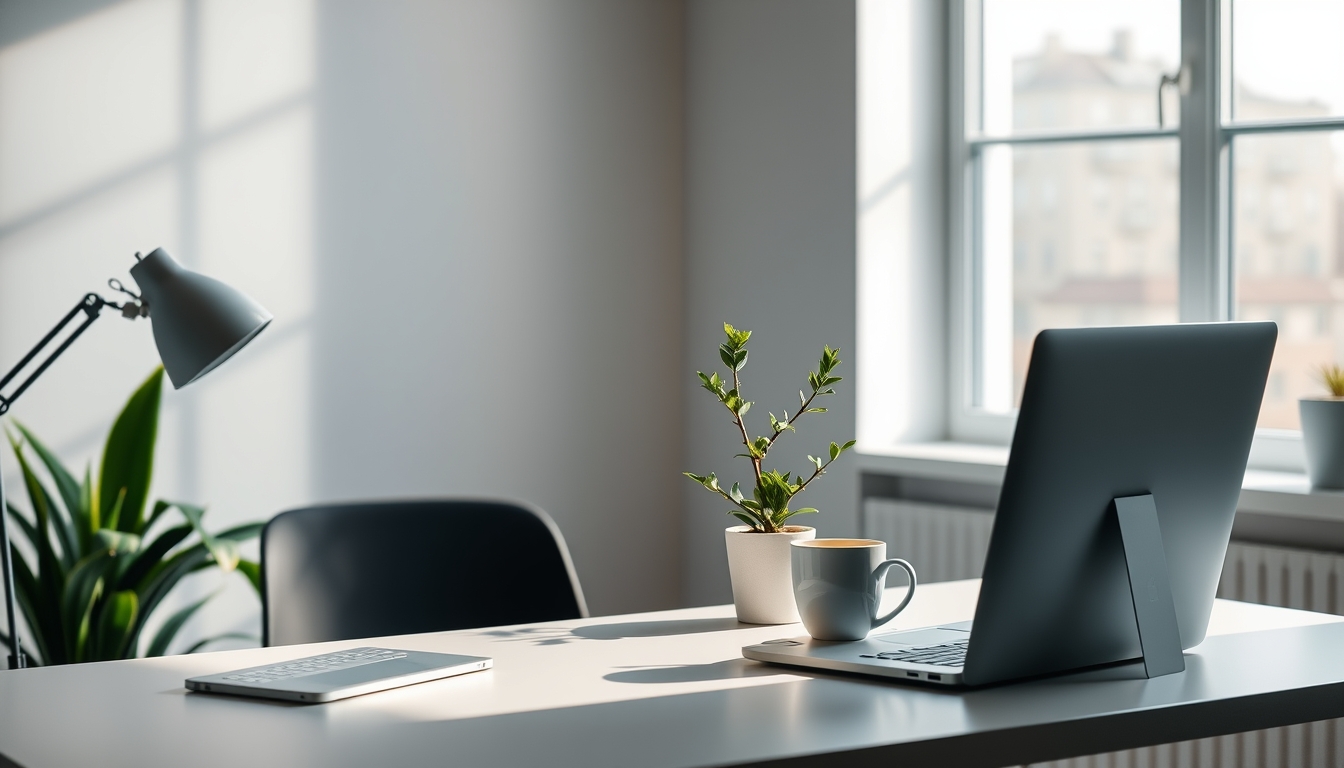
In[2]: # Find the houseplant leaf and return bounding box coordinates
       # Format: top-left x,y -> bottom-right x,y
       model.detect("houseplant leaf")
116,524 -> 192,590
94,589 -> 139,660
8,545 -> 50,665
145,593 -> 214,657
98,367 -> 163,534
10,435 -> 76,570
236,559 -> 263,598
15,422 -> 88,555
61,549 -> 115,658
176,503 -> 240,572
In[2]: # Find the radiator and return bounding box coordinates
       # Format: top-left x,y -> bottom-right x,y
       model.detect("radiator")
863,499 -> 1344,768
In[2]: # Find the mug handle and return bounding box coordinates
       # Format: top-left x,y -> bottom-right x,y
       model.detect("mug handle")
870,558 -> 918,630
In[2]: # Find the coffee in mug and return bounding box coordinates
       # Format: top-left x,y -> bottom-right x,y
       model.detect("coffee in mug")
790,538 -> 917,641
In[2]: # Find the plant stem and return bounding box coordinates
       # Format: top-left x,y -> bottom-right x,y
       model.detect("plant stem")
731,367 -> 764,487
770,388 -> 822,443
787,455 -> 836,506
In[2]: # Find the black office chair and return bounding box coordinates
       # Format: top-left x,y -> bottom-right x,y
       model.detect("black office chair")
261,499 -> 588,646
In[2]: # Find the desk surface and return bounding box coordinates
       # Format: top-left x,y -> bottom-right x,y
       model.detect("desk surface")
2,580 -> 1343,768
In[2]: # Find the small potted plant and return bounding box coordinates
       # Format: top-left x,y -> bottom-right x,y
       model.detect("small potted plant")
685,324 -> 855,624
1301,364 -> 1344,488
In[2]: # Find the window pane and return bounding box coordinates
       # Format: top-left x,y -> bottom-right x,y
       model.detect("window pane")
1231,1 -> 1344,123
980,0 -> 1180,135
979,139 -> 1180,411
1234,131 -> 1344,429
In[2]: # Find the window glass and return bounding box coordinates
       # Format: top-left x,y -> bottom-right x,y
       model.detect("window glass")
981,139 -> 1180,410
1234,131 -> 1344,429
981,0 -> 1180,134
1231,1 -> 1344,123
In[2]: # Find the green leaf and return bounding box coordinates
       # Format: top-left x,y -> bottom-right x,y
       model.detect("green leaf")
729,482 -> 744,504
9,436 -> 69,661
719,346 -> 736,368
103,487 -> 127,534
10,434 -> 76,570
94,590 -> 139,660
127,546 -> 213,647
236,559 -> 263,598
15,422 -> 87,555
98,367 -> 163,534
808,455 -> 823,470
81,464 -> 95,533
736,399 -> 751,416
805,407 -> 827,414
793,508 -> 819,515
146,593 -> 214,657
144,500 -> 173,534
94,529 -> 142,555
8,541 -> 53,665
215,522 -> 264,542
175,503 -> 240,572
733,349 -> 748,371
61,549 -> 115,659
116,524 -> 191,591
729,511 -> 762,531
829,442 -> 842,461
842,439 -> 857,451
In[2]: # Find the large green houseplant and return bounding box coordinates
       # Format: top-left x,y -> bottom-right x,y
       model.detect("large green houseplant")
2,367 -> 261,665
685,324 -> 855,624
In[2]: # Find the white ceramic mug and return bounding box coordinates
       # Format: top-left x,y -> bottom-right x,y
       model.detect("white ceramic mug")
790,539 -> 917,641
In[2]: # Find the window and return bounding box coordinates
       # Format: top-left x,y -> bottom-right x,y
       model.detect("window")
951,0 -> 1344,463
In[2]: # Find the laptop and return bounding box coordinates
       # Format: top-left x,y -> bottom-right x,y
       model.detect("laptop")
744,322 -> 1277,687
187,646 -> 493,703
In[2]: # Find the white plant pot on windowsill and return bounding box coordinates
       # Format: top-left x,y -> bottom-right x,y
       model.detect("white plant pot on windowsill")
1300,396 -> 1344,488
724,525 -> 815,624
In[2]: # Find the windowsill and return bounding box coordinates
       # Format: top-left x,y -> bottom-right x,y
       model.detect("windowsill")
857,442 -> 1344,522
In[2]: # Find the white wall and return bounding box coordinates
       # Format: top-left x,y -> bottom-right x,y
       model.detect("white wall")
682,0 -> 859,606
0,0 -> 685,654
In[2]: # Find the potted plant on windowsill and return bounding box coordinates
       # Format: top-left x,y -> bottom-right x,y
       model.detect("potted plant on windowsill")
685,324 -> 855,624
1301,364 -> 1344,489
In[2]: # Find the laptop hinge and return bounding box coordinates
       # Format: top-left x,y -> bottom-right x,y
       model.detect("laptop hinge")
1114,494 -> 1185,678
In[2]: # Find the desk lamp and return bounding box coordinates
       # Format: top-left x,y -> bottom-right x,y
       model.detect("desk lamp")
0,248 -> 271,668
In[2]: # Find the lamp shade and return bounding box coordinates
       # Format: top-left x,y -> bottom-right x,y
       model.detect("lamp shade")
129,248 -> 272,389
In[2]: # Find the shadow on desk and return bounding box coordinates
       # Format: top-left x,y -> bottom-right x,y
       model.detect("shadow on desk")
605,658 -> 779,684
474,617 -> 745,645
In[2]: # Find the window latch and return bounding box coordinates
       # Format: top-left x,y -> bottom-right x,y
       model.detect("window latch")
1157,64 -> 1191,128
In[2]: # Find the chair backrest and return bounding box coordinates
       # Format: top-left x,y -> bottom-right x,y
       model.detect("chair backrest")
261,499 -> 587,646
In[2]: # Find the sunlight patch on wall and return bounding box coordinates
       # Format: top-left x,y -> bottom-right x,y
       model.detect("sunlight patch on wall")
200,0 -> 314,131
0,0 -> 181,226
199,108 -> 315,320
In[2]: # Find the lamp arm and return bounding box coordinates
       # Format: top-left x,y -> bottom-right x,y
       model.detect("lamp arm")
0,290 -> 126,669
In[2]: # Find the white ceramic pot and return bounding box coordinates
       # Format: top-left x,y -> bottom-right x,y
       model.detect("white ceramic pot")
724,525 -> 815,624
1301,397 -> 1344,488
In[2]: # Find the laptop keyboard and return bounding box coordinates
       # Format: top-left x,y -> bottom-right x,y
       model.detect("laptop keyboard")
860,638 -> 968,667
220,647 -> 407,684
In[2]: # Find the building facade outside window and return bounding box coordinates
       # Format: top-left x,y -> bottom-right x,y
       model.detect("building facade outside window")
952,0 -> 1344,461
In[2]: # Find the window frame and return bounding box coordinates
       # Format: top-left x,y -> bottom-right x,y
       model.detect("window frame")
947,0 -> 1344,469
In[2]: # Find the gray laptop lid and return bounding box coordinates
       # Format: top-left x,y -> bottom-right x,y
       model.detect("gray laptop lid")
962,322 -> 1276,686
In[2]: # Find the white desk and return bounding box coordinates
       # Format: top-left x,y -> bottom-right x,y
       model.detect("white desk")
2,580 -> 1343,768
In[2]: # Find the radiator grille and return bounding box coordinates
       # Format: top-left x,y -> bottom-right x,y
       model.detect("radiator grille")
862,499 -> 1344,768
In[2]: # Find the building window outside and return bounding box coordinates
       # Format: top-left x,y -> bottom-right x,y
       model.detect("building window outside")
958,0 -> 1344,443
